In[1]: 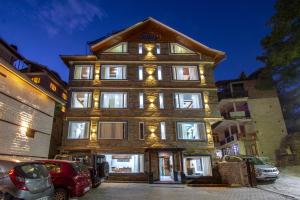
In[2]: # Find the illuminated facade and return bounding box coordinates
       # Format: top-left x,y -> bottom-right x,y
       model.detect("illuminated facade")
0,38 -> 65,159
60,18 -> 225,182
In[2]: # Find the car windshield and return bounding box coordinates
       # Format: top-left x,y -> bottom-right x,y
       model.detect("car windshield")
250,157 -> 265,165
71,163 -> 88,173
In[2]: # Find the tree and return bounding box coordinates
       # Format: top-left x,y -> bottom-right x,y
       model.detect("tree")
258,0 -> 300,132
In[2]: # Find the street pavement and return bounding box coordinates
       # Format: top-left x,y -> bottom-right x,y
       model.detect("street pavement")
77,183 -> 293,200
257,168 -> 300,200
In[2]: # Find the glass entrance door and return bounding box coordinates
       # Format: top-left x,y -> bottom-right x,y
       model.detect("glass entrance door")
159,152 -> 173,181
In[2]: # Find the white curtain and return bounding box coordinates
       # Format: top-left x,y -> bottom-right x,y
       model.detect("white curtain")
202,156 -> 212,176
191,94 -> 200,108
68,122 -> 89,139
74,66 -> 82,79
101,93 -> 127,108
99,123 -> 124,139
71,92 -> 91,108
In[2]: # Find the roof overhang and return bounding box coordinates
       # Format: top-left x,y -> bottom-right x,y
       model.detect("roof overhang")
89,17 -> 226,64
60,55 -> 98,68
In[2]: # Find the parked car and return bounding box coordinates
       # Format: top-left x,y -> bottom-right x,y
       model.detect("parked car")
222,155 -> 280,181
39,160 -> 91,200
0,156 -> 54,200
54,153 -> 109,188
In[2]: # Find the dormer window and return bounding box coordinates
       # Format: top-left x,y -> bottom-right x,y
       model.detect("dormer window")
104,42 -> 128,53
170,43 -> 195,54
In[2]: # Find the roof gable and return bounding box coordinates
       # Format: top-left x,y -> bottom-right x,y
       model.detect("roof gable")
90,17 -> 225,63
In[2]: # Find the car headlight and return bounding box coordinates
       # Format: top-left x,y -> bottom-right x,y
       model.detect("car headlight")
255,168 -> 262,176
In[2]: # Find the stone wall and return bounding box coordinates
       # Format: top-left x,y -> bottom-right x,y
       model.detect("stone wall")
218,162 -> 249,186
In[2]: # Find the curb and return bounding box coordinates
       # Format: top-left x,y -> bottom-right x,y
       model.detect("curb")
256,187 -> 299,200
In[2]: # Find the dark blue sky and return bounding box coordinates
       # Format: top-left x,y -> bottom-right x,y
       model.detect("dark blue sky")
0,0 -> 275,82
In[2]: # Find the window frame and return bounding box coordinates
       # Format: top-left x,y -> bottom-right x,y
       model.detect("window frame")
100,65 -> 128,80
139,92 -> 144,109
70,91 -> 93,109
176,121 -> 207,141
172,65 -> 200,81
139,122 -> 145,140
73,64 -> 94,80
98,122 -> 128,140
103,42 -> 128,54
174,92 -> 203,109
160,122 -> 166,140
67,121 -> 90,140
169,43 -> 196,55
100,92 -> 128,109
157,66 -> 162,80
138,66 -> 144,81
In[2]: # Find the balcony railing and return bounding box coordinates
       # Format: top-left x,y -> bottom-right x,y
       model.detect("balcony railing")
221,110 -> 251,120
218,90 -> 248,101
219,134 -> 237,146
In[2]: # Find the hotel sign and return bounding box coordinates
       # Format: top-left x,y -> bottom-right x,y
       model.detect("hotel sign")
139,33 -> 161,42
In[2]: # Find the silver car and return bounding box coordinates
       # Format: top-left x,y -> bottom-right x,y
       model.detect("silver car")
222,155 -> 280,181
0,157 -> 54,200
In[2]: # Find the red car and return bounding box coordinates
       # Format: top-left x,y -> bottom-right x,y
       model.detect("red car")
40,160 -> 92,200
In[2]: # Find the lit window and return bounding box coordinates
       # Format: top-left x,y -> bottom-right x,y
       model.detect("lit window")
101,92 -> 127,108
68,121 -> 90,139
177,122 -> 206,140
157,66 -> 162,80
74,65 -> 93,80
156,43 -> 161,54
138,66 -> 143,80
159,93 -> 164,109
160,122 -> 166,140
71,92 -> 92,108
138,43 -> 143,54
98,122 -> 127,139
104,154 -> 144,173
170,43 -> 194,54
173,66 -> 199,80
101,65 -> 127,80
139,122 -> 144,140
62,93 -> 67,100
183,156 -> 212,176
139,93 -> 144,109
50,83 -> 57,91
104,42 -> 128,53
175,93 -> 202,109
31,77 -> 40,84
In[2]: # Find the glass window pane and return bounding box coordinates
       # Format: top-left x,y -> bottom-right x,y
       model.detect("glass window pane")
139,93 -> 144,108
71,92 -> 92,108
177,122 -> 206,140
101,65 -> 127,80
138,43 -> 143,54
68,121 -> 89,139
157,66 -> 162,80
159,93 -> 164,109
138,66 -> 143,80
104,42 -> 128,53
172,66 -> 199,80
156,43 -> 161,54
104,154 -> 144,173
175,93 -> 202,109
183,156 -> 212,176
99,122 -> 126,139
101,92 -> 127,108
139,122 -> 144,140
160,122 -> 166,140
170,43 -> 194,54
74,65 -> 93,79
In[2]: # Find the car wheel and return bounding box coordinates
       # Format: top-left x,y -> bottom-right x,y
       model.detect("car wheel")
54,188 -> 68,200
92,182 -> 101,188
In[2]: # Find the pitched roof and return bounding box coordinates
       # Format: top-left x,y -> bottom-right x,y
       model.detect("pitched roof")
89,17 -> 225,63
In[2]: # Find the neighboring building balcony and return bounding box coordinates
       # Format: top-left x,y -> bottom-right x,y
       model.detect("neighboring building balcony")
219,134 -> 237,146
221,110 -> 251,120
218,90 -> 248,101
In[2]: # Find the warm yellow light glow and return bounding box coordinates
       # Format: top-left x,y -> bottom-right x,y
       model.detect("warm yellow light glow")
62,93 -> 67,100
50,83 -> 57,92
146,67 -> 155,75
61,106 -> 66,112
145,44 -> 154,51
148,96 -> 156,103
31,77 -> 40,84
95,74 -> 99,80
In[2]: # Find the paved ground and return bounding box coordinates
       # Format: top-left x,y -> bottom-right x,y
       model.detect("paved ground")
257,166 -> 300,199
78,183 -> 293,200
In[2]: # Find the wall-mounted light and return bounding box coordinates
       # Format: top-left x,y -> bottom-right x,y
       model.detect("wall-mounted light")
199,65 -> 206,84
